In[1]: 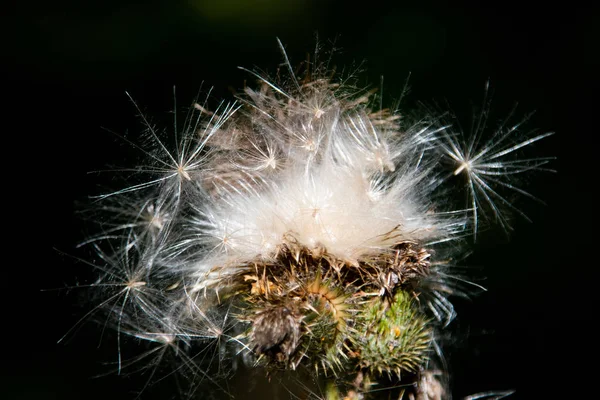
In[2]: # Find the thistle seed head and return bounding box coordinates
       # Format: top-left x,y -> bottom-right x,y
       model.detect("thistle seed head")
75,40 -> 553,399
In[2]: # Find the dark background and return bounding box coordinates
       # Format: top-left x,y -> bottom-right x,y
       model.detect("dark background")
4,1 -> 595,399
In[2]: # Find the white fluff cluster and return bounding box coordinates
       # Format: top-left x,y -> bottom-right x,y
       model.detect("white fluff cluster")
192,91 -> 454,274
74,42 -> 553,399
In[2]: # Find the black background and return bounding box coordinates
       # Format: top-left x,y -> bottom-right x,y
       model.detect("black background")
4,1 -> 595,399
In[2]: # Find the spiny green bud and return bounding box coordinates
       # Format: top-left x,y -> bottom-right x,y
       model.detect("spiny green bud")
352,290 -> 432,377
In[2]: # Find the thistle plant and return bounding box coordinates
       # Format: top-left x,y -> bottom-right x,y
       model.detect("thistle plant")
72,40 -> 553,399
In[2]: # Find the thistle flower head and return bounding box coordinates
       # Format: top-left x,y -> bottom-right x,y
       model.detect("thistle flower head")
73,41 -> 553,399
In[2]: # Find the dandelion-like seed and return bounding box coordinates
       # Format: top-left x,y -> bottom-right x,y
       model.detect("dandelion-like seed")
73,41 -> 553,399
94,90 -> 239,206
438,83 -> 555,236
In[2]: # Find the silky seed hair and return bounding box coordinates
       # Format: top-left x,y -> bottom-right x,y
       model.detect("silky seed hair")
72,40 -> 553,399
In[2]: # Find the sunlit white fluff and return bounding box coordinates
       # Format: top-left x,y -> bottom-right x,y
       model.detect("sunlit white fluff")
179,64 -> 467,282
196,163 -> 437,264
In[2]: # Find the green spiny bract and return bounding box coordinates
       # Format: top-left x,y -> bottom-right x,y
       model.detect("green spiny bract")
351,291 -> 432,377
231,236 -> 434,394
